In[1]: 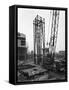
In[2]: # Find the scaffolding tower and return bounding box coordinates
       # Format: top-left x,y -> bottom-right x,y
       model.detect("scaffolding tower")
33,15 -> 45,65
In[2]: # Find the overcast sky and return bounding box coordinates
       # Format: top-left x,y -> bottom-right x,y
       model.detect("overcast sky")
18,8 -> 65,52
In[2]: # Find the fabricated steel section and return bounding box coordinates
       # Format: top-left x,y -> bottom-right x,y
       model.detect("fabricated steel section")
33,15 -> 45,65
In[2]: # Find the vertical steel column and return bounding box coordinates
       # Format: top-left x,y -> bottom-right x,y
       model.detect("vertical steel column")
33,15 -> 45,65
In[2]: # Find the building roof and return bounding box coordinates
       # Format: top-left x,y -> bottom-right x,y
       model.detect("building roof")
18,32 -> 26,38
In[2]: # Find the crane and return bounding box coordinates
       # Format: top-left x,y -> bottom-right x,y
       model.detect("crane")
49,10 -> 60,55
43,10 -> 60,70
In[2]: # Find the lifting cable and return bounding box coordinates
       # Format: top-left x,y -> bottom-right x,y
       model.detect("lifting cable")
46,10 -> 52,46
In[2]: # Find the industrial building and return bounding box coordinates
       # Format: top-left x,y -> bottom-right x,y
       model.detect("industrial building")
18,32 -> 27,61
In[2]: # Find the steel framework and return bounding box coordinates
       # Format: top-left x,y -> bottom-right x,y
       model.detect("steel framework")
33,15 -> 45,65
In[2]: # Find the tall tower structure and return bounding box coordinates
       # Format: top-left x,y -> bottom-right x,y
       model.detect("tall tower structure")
33,15 -> 45,65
